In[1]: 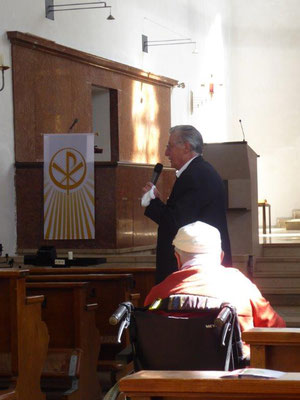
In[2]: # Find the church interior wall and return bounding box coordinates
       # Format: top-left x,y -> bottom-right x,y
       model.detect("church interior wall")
229,0 -> 300,225
0,0 -> 299,254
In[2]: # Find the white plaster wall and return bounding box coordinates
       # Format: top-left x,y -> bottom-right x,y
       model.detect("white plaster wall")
0,0 -> 232,254
229,0 -> 300,225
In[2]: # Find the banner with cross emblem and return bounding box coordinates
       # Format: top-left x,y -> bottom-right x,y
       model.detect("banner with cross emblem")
44,134 -> 95,240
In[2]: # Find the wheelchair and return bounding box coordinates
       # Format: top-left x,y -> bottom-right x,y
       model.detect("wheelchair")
104,294 -> 246,400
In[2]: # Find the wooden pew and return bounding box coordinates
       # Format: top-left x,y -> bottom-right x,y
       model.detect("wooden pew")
83,266 -> 155,307
26,273 -> 137,384
27,273 -> 134,353
0,390 -> 17,400
119,370 -> 300,399
26,281 -> 101,400
26,266 -> 155,306
99,266 -> 155,307
243,327 -> 300,371
0,269 -> 49,400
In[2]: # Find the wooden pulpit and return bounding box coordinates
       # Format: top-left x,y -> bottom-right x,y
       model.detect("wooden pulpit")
203,141 -> 259,257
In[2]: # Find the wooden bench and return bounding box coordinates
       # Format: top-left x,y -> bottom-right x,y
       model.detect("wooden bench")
87,266 -> 155,307
27,273 -> 134,352
243,327 -> 300,371
26,281 -> 101,400
0,390 -> 17,400
26,266 -> 155,306
41,348 -> 82,397
0,269 -> 49,400
26,273 -> 138,385
119,370 -> 300,399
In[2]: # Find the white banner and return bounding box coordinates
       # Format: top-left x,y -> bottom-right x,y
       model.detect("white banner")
44,134 -> 95,240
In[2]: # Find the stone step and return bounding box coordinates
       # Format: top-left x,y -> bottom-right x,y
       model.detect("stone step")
264,296 -> 300,310
261,288 -> 300,306
254,257 -> 300,275
262,287 -> 300,295
276,217 -> 290,228
262,244 -> 300,257
286,219 -> 300,230
254,276 -> 300,289
264,295 -> 300,308
257,288 -> 300,327
273,306 -> 300,327
292,209 -> 300,219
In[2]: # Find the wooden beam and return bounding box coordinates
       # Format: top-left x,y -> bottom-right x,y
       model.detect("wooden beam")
7,31 -> 178,88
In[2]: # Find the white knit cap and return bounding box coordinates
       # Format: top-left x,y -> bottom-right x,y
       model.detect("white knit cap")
172,221 -> 222,254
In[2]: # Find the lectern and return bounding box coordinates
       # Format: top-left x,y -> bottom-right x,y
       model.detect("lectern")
203,142 -> 259,257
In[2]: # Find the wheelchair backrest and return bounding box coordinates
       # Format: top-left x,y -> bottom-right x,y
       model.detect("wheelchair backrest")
129,294 -> 243,371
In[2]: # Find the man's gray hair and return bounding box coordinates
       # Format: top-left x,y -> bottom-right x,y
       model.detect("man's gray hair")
170,125 -> 203,155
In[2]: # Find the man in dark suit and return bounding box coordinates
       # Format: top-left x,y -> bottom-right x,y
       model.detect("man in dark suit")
142,125 -> 232,284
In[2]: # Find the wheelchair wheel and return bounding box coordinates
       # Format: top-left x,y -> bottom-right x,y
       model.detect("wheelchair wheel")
103,381 -> 126,400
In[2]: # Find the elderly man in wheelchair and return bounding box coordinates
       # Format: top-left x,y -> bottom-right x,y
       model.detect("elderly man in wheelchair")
106,222 -> 285,399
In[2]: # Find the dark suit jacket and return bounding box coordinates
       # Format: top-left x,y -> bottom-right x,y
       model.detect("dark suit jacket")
145,156 -> 232,283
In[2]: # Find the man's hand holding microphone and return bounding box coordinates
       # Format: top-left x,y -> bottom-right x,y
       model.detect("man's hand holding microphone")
141,163 -> 163,207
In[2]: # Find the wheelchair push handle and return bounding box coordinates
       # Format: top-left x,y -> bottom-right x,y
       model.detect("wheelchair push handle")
214,304 -> 232,328
109,301 -> 133,325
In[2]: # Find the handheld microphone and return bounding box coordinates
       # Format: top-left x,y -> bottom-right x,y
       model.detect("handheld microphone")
68,118 -> 79,132
151,163 -> 163,185
239,119 -> 246,142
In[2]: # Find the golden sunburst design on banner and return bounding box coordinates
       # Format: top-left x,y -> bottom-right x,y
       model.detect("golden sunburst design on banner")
44,146 -> 95,240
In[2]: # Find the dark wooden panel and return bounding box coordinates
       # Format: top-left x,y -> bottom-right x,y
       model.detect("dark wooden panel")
16,162 -> 175,250
7,32 -> 177,87
12,45 -> 94,162
9,32 -> 177,251
15,166 -> 44,248
0,269 -> 48,400
27,273 -> 134,361
117,81 -> 172,164
9,31 -> 176,164
0,281 -> 11,352
26,266 -> 156,307
94,165 -> 117,248
243,328 -> 300,372
15,164 -> 117,250
26,281 -> 101,400
116,164 -> 175,248
0,390 -> 17,399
